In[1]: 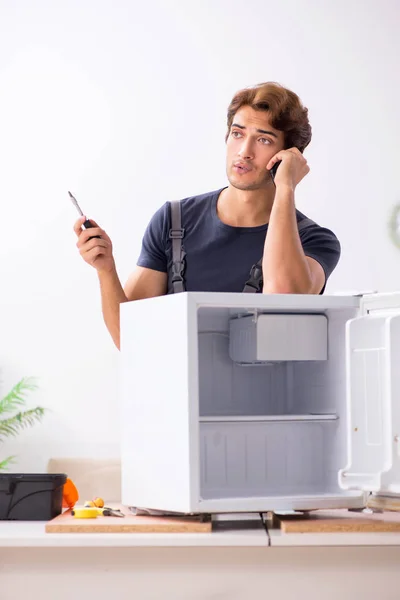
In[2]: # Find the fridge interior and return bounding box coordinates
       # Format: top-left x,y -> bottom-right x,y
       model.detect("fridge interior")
197,305 -> 360,501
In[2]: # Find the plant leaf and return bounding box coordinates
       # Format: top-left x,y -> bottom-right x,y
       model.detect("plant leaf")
0,407 -> 45,441
0,456 -> 16,471
0,377 -> 38,416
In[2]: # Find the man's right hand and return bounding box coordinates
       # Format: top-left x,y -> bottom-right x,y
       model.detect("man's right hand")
74,216 -> 115,273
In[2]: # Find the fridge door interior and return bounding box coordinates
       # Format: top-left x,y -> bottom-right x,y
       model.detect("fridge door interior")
339,295 -> 400,494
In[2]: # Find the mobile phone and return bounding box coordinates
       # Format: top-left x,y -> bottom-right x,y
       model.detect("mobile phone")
68,191 -> 100,239
270,160 -> 281,184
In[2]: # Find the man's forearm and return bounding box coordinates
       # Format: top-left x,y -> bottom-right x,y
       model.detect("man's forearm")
98,265 -> 129,350
262,185 -> 313,294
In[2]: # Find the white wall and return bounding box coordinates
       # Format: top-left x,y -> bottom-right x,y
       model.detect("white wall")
0,0 -> 399,471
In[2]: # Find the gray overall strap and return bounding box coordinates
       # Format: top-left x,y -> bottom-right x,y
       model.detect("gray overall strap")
242,259 -> 263,293
169,201 -> 186,293
242,217 -> 316,293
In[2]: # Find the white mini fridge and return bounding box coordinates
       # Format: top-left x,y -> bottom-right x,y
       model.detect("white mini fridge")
119,291 -> 400,514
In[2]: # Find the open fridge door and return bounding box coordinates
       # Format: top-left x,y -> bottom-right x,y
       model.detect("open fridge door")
339,293 -> 400,495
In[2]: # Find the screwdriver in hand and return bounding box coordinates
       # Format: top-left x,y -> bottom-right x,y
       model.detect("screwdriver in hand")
68,191 -> 100,239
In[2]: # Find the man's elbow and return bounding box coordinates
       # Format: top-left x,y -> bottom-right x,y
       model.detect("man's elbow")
263,277 -> 316,295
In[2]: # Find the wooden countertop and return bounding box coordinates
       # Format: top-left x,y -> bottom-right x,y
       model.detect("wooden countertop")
3,514 -> 400,548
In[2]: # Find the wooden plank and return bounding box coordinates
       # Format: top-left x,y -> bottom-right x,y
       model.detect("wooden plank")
46,505 -> 211,534
367,495 -> 400,513
274,510 -> 400,533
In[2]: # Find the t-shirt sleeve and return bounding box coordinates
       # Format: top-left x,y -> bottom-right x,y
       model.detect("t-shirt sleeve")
136,202 -> 170,273
300,223 -> 341,292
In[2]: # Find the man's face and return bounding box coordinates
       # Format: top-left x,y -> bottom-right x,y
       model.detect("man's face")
226,105 -> 285,191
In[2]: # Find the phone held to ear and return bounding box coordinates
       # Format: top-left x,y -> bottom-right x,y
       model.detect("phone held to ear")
269,160 -> 281,184
68,191 -> 100,239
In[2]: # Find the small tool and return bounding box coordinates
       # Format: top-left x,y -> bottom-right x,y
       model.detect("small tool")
68,191 -> 100,239
102,507 -> 125,518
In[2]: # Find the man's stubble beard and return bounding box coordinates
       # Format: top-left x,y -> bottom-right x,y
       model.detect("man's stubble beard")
227,168 -> 273,192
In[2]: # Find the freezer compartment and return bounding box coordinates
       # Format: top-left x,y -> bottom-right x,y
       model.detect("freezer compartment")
229,313 -> 328,363
200,418 -> 338,500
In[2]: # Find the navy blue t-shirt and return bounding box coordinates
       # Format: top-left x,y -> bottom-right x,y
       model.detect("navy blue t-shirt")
136,187 -> 341,294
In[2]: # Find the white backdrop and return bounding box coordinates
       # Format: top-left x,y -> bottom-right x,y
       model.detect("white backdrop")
0,0 -> 399,470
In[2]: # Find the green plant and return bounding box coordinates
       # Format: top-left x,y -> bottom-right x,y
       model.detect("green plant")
0,377 -> 45,471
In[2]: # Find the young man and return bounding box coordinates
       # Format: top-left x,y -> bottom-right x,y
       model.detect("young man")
74,82 -> 341,350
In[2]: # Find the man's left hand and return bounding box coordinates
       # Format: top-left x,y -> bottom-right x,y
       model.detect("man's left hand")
267,147 -> 310,191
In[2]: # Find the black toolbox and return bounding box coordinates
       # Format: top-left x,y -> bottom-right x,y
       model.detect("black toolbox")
0,473 -> 67,520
